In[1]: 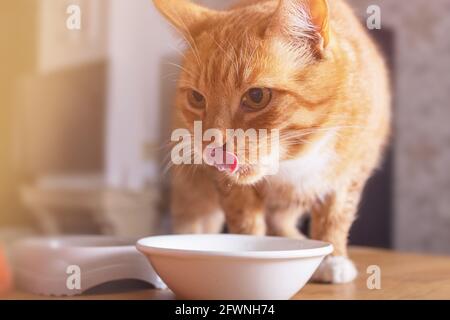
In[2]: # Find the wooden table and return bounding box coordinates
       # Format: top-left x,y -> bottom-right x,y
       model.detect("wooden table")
4,247 -> 450,300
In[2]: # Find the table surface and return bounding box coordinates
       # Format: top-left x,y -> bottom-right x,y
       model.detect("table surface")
4,247 -> 450,300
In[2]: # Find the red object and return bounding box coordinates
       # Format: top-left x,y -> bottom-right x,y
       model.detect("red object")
0,245 -> 13,295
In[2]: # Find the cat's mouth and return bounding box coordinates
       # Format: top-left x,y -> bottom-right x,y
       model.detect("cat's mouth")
204,147 -> 270,184
204,147 -> 239,174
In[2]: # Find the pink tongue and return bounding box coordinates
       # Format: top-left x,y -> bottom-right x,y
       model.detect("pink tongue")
204,147 -> 239,174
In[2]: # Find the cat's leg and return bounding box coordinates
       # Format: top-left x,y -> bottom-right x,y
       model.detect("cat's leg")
171,167 -> 225,234
171,206 -> 225,234
310,181 -> 364,284
219,184 -> 266,235
256,182 -> 306,238
266,195 -> 307,239
266,208 -> 305,239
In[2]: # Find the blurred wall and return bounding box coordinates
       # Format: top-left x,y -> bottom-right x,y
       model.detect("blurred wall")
1,0 -> 108,228
0,1 -> 37,226
38,0 -> 107,73
14,62 -> 106,176
12,0 -> 108,179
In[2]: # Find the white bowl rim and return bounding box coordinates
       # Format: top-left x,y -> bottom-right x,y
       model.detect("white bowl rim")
136,234 -> 333,260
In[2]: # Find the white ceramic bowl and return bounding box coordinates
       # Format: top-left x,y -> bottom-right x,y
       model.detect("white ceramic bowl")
137,234 -> 333,300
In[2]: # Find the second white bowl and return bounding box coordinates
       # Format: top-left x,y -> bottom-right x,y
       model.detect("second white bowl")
137,234 -> 333,300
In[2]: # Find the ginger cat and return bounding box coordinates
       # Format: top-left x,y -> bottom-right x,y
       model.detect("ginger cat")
154,0 -> 390,283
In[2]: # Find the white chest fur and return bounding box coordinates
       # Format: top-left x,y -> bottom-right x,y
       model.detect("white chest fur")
273,131 -> 337,198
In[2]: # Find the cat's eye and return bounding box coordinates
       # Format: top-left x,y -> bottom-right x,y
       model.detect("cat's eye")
187,90 -> 206,110
241,88 -> 272,111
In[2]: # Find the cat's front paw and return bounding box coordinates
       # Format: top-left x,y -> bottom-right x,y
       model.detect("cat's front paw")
311,256 -> 357,284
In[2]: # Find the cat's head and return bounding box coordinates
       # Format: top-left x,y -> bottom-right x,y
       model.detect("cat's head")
155,0 -> 344,185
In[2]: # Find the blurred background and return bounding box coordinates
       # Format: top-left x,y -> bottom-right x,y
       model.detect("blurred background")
1,0 -> 449,254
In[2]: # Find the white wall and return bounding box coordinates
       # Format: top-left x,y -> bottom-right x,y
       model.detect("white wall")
107,0 -> 172,189
106,0 -> 229,189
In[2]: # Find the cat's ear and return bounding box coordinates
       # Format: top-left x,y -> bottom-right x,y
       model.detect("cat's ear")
267,0 -> 330,52
153,0 -> 218,38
